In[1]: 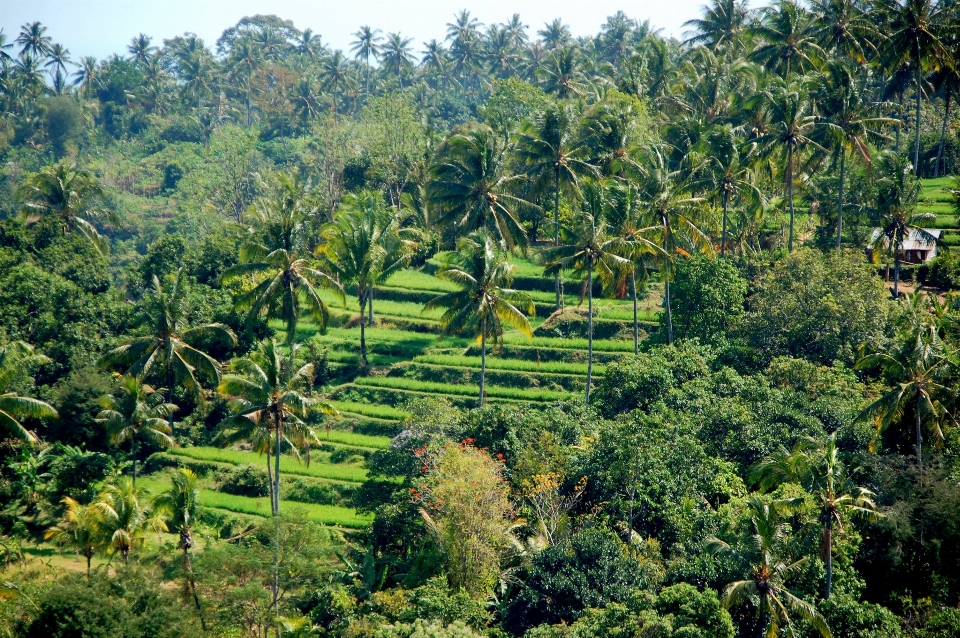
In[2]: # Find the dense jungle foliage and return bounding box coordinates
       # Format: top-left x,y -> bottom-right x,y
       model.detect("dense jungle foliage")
2,2 -> 960,636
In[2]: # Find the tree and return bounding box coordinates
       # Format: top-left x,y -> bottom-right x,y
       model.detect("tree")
814,62 -> 896,248
216,339 -> 333,516
543,181 -> 632,404
810,0 -> 879,64
94,477 -> 165,563
318,192 -> 413,367
875,0 -> 956,172
44,497 -> 101,578
667,255 -> 747,343
638,145 -> 710,344
425,232 -> 533,407
153,468 -> 204,620
221,173 -> 344,347
749,78 -> 822,251
537,46 -> 585,99
753,432 -> 879,599
350,26 -> 383,94
857,293 -> 955,471
683,0 -> 752,52
100,268 -> 235,427
707,496 -> 832,638
516,103 -> 596,307
872,151 -> 934,298
429,125 -> 532,249
16,161 -> 116,255
319,51 -> 355,117
748,1 -> 824,78
0,341 -> 57,444
96,375 -> 176,487
16,21 -> 51,59
381,33 -> 416,88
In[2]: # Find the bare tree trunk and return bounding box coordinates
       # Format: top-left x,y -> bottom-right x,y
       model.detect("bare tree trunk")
721,189 -> 729,258
359,291 -> 368,368
894,242 -> 901,299
479,319 -> 486,408
787,145 -> 795,252
132,439 -> 138,489
824,512 -> 834,599
554,170 -> 563,310
837,150 -> 846,249
631,268 -> 639,355
915,394 -> 923,474
586,257 -> 594,406
935,89 -> 951,178
757,592 -> 767,638
664,280 -> 674,345
273,418 -> 282,516
914,59 -> 922,173
368,286 -> 374,324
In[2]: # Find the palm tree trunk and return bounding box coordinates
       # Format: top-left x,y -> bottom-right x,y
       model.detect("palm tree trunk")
368,287 -> 375,324
181,537 -> 206,629
664,280 -> 674,345
631,268 -> 639,355
757,592 -> 767,638
721,189 -> 729,258
479,318 -> 486,408
787,145 -> 795,252
915,393 -> 923,474
914,58 -> 922,173
837,150 -> 846,250
273,418 -> 282,516
554,170 -> 563,310
825,512 -> 834,599
896,90 -> 903,153
359,292 -> 368,368
935,89 -> 951,178
86,553 -> 91,579
894,242 -> 901,299
586,257 -> 594,406
265,447 -> 274,510
132,439 -> 138,489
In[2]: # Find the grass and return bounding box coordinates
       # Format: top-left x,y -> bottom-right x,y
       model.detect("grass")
329,400 -> 409,420
413,354 -> 604,376
198,489 -> 372,528
168,447 -> 369,483
500,334 -> 636,352
318,429 -> 392,449
384,268 -> 459,292
352,376 -> 573,401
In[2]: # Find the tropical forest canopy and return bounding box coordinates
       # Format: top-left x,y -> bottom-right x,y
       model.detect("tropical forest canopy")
2,2 -> 960,637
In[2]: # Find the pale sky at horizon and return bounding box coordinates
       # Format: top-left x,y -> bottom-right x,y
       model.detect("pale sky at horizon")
0,0 -> 756,64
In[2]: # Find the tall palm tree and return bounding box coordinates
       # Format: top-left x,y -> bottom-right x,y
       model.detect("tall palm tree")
221,173 -> 344,347
516,104 -> 596,307
97,375 -> 176,487
45,497 -> 101,578
153,468 -> 204,620
753,432 -> 879,599
871,152 -> 935,298
707,496 -> 832,638
682,0 -> 752,52
425,232 -> 534,407
381,33 -> 416,88
43,43 -> 71,89
0,341 -> 57,444
429,125 -> 533,249
809,0 -> 880,64
318,192 -> 412,367
538,19 -> 573,50
319,51 -> 355,116
814,61 -> 897,248
748,1 -> 825,78
749,78 -> 823,251
216,339 -> 333,515
857,292 -> 955,471
94,477 -> 165,563
16,22 -> 51,60
543,182 -> 632,405
126,33 -> 155,65
537,46 -> 585,99
929,53 -> 959,178
876,0 -> 955,172
350,26 -> 383,94
100,268 -> 235,426
72,56 -> 99,98
16,161 -> 116,255
638,146 -> 710,344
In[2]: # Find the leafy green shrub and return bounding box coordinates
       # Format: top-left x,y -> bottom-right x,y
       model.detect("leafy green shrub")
664,256 -> 746,344
216,464 -> 270,497
284,478 -> 356,507
925,252 -> 960,289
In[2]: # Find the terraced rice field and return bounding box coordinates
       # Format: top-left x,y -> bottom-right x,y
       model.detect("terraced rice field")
919,178 -> 958,242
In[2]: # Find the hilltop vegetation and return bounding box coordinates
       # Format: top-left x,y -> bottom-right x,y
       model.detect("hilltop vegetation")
2,2 -> 960,637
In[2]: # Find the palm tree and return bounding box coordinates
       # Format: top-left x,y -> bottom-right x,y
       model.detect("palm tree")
319,51 -> 355,117
876,0 -> 955,172
682,0 -> 752,52
537,46 -> 585,99
425,232 -> 534,407
814,61 -> 897,248
929,53 -> 959,178
45,497 -> 102,578
16,161 -> 116,255
543,182 -> 632,405
222,173 -> 344,348
809,0 -> 880,64
350,26 -> 383,94
707,496 -> 832,638
753,432 -> 879,599
0,30 -> 15,65
95,477 -> 165,563
16,22 -> 51,60
72,56 -> 99,98
857,292 -> 955,471
516,104 -> 596,307
429,125 -> 533,249
538,19 -> 572,50
318,192 -> 413,367
100,268 -> 235,426
748,1 -> 824,78
638,146 -> 710,344
153,468 -> 204,619
749,78 -> 823,251
0,341 -> 57,444
381,33 -> 416,88
216,339 -> 334,516
97,375 -> 176,487
871,152 -> 935,298
126,33 -> 155,65
43,43 -> 71,90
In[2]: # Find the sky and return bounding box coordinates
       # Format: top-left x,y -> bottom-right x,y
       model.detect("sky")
1,0 -> 733,63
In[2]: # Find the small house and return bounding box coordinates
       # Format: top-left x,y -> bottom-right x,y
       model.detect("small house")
867,228 -> 941,264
